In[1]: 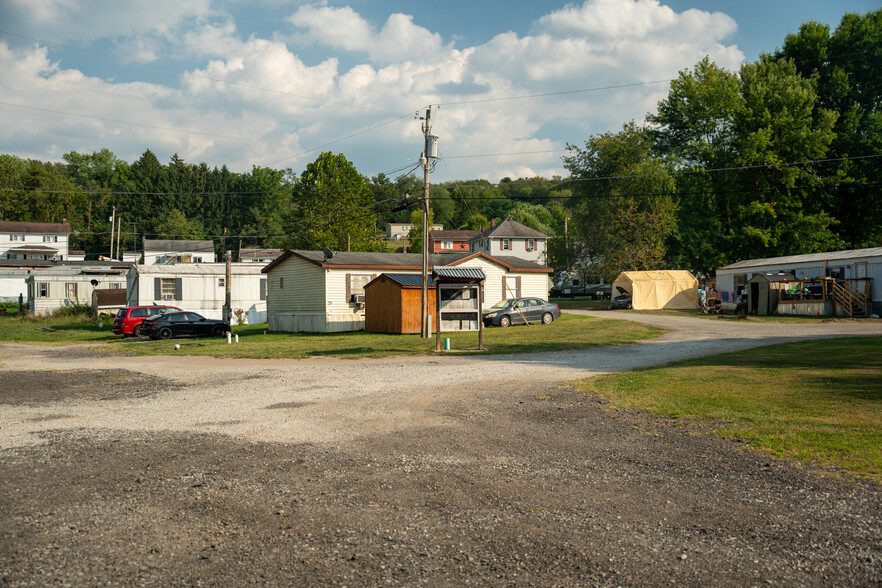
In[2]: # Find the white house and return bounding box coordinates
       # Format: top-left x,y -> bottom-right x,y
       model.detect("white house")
142,239 -> 216,264
469,219 -> 548,264
262,250 -> 553,333
1,221 -> 70,262
25,264 -> 128,315
385,222 -> 443,241
716,247 -> 882,315
126,263 -> 268,324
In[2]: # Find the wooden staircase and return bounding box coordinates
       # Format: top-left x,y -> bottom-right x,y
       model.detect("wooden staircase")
831,280 -> 870,318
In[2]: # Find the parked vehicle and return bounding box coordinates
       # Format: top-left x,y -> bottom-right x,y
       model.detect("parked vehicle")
585,283 -> 612,300
112,305 -> 182,336
550,279 -> 585,298
482,298 -> 561,327
609,287 -> 633,310
140,311 -> 230,340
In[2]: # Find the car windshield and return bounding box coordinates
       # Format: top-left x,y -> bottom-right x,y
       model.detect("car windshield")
490,299 -> 515,309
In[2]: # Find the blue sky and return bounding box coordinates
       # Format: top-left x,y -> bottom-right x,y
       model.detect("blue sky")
0,0 -> 877,181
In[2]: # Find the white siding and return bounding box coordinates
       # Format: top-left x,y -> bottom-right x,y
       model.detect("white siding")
133,265 -> 266,322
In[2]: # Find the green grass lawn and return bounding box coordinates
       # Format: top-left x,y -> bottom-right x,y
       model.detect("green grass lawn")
576,337 -> 882,482
0,312 -> 664,358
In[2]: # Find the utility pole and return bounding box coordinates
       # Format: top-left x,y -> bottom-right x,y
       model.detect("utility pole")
116,215 -> 121,261
109,206 -> 116,260
419,107 -> 438,338
224,250 -> 232,324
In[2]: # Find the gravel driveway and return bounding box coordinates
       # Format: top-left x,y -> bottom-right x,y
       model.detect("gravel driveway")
1,313 -> 881,586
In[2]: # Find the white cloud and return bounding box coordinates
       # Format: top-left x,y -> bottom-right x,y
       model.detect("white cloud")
286,5 -> 446,64
0,0 -> 747,181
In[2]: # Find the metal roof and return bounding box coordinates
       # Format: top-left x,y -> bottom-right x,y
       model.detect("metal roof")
379,273 -> 436,288
143,239 -> 216,253
432,267 -> 486,281
0,221 -> 70,234
134,263 -> 265,275
719,247 -> 882,271
748,272 -> 796,283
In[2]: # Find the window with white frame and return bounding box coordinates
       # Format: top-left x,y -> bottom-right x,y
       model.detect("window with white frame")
43,235 -> 58,242
526,238 -> 535,251
501,238 -> 511,250
38,282 -> 49,297
65,282 -> 78,299
10,234 -> 23,241
441,240 -> 453,249
218,278 -> 225,288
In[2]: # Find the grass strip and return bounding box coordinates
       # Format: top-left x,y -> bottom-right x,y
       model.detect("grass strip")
576,337 -> 882,481
0,313 -> 664,358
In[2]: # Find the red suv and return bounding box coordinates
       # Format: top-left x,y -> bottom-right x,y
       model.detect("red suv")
113,305 -> 182,336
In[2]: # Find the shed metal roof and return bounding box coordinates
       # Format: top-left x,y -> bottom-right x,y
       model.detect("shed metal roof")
379,273 -> 436,288
432,267 -> 486,281
718,247 -> 882,271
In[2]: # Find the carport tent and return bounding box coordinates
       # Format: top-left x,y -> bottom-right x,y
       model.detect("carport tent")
611,270 -> 699,310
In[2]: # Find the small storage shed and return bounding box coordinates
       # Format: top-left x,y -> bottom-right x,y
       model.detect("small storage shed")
747,272 -> 795,315
611,270 -> 699,310
92,287 -> 127,318
364,273 -> 438,334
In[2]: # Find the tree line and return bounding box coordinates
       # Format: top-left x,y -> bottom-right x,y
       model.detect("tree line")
0,10 -> 878,281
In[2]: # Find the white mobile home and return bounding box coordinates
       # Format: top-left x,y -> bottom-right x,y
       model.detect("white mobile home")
716,247 -> 882,315
262,250 -> 552,333
127,264 -> 267,323
26,265 -> 127,315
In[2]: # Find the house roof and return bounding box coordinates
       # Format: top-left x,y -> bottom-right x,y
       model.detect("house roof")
0,259 -> 130,270
469,219 -> 547,241
8,245 -> 62,252
429,230 -> 480,240
134,263 -> 265,276
718,247 -> 882,271
263,250 -> 553,273
143,239 -> 215,253
240,248 -> 282,259
0,221 -> 70,234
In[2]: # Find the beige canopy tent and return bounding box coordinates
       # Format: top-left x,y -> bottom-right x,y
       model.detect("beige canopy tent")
611,270 -> 699,310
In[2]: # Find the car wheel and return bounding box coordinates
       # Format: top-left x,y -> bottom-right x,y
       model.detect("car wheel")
211,325 -> 225,337
542,312 -> 553,324
133,325 -> 143,337
625,302 -> 633,310
499,315 -> 511,328
158,327 -> 173,339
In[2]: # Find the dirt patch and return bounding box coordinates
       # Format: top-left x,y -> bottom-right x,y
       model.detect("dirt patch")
1,384 -> 880,586
0,369 -> 177,406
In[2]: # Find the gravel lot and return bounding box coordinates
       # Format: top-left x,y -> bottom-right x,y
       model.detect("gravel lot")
1,313 -> 881,586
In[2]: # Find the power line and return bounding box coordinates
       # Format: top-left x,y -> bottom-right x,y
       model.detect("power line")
437,80 -> 674,106
263,111 -> 417,167
0,30 -> 400,116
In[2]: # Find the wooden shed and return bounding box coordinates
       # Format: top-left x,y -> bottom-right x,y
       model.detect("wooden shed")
747,272 -> 795,315
364,273 -> 438,334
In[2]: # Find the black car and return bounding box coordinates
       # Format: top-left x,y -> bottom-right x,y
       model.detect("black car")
482,298 -> 561,327
609,286 -> 633,310
586,283 -> 612,300
140,311 -> 230,340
